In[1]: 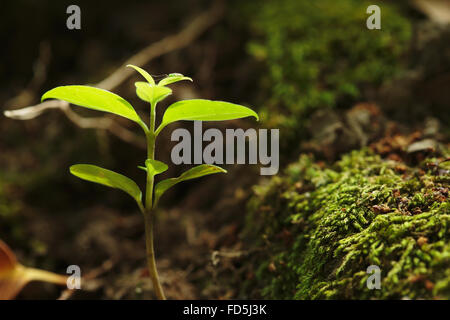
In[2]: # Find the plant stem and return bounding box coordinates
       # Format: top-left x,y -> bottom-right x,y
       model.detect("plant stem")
146,131 -> 155,209
142,100 -> 166,300
143,208 -> 166,300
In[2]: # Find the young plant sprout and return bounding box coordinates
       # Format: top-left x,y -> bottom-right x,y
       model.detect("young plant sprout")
39,65 -> 258,299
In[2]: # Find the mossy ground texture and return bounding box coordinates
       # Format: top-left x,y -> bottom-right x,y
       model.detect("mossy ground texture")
244,0 -> 411,130
246,149 -> 449,299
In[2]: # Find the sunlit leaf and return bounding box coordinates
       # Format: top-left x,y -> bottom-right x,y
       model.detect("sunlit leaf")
145,159 -> 168,176
0,240 -> 67,300
135,82 -> 172,105
153,164 -> 226,207
41,85 -> 142,123
158,73 -> 193,86
157,99 -> 258,134
127,64 -> 155,85
70,164 -> 142,205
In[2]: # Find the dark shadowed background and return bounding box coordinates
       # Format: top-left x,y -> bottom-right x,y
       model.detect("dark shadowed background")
1,0 -> 449,299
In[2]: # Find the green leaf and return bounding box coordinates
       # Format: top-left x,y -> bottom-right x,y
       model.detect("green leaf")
157,99 -> 259,134
70,164 -> 142,205
158,73 -> 193,86
153,164 -> 226,207
135,82 -> 172,105
145,159 -> 168,176
41,86 -> 142,123
127,64 -> 155,85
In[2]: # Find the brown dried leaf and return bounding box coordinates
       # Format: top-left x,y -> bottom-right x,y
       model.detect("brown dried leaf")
0,240 -> 68,300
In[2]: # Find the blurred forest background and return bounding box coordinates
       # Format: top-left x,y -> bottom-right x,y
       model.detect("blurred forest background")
1,0 -> 449,299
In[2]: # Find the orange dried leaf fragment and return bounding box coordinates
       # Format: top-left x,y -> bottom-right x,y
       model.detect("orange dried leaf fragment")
0,240 -> 68,299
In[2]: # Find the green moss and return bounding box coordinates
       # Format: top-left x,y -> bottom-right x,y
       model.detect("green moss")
244,0 -> 411,131
245,149 -> 449,299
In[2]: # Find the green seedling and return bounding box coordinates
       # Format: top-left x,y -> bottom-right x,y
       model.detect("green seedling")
38,65 -> 258,299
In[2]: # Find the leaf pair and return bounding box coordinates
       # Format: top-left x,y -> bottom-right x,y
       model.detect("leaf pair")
127,65 -> 193,87
127,65 -> 259,133
0,240 -> 68,299
128,65 -> 192,107
41,64 -> 258,136
70,163 -> 226,209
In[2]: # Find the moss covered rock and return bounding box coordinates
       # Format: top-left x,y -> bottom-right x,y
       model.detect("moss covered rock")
245,149 -> 449,299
